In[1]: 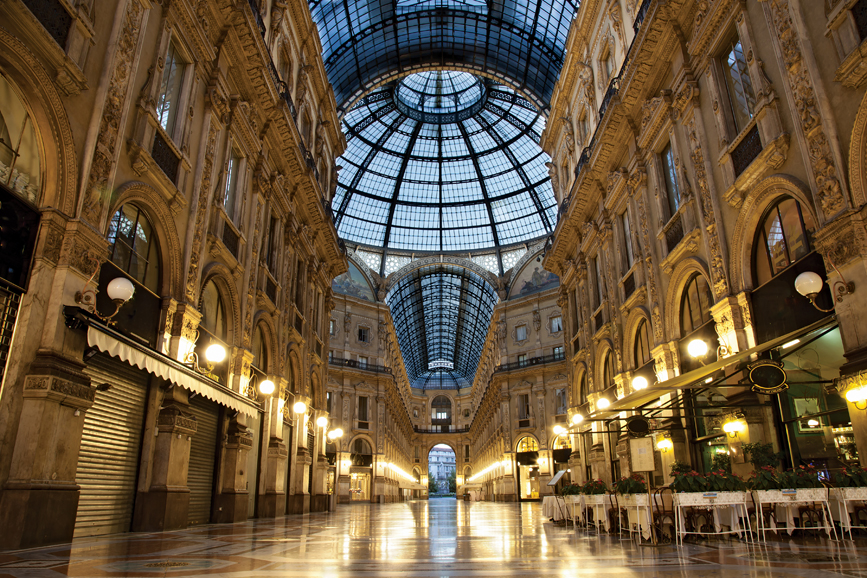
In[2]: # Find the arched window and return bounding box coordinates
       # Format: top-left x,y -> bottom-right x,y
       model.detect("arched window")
431,395 -> 452,421
0,74 -> 41,203
198,279 -> 229,382
602,350 -> 614,390
107,204 -> 160,293
252,324 -> 268,372
634,319 -> 651,367
680,274 -> 713,336
552,435 -> 571,450
285,354 -> 297,394
578,371 -> 588,404
753,197 -> 817,286
516,436 -> 539,452
200,280 -> 227,342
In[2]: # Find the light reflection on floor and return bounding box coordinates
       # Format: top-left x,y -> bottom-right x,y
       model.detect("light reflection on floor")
1,499 -> 866,577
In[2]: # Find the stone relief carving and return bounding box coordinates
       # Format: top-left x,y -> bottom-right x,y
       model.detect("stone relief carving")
82,0 -> 145,227
185,120 -> 219,303
766,0 -> 846,217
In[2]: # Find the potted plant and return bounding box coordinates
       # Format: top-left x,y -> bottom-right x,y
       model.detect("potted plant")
614,473 -> 648,506
581,479 -> 609,507
833,464 -> 867,500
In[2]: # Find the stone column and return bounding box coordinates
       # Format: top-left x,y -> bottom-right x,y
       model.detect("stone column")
213,414 -> 253,523
259,379 -> 289,517
133,386 -> 197,531
0,352 -> 95,550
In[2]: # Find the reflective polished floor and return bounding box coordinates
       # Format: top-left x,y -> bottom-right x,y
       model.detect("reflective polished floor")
1,499 -> 866,577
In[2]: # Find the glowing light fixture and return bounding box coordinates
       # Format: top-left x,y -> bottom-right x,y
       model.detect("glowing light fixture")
722,418 -> 746,438
205,343 -> 226,364
293,401 -> 307,414
795,270 -> 854,312
847,386 -> 867,410
656,438 -> 673,452
571,413 -> 584,425
687,339 -> 709,359
807,419 -> 820,427
632,376 -> 648,391
596,398 -> 610,410
552,425 -> 565,435
316,416 -> 329,428
258,379 -> 275,395
782,339 -> 800,349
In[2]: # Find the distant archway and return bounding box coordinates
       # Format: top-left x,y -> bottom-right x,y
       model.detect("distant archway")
427,443 -> 456,496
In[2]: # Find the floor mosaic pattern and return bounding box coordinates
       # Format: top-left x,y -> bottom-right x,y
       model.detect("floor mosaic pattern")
1,499 -> 866,577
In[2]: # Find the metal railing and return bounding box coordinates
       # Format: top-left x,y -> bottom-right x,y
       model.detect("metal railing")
414,426 -> 470,434
495,351 -> 566,372
329,357 -> 393,374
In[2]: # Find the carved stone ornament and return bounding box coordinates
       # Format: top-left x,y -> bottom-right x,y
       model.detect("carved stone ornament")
533,310 -> 541,332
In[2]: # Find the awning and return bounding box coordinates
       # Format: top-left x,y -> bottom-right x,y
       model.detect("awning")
87,325 -> 259,417
601,316 -> 838,415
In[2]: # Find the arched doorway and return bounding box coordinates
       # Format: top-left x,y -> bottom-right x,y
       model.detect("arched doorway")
427,444 -> 455,496
349,437 -> 373,501
515,436 -> 541,501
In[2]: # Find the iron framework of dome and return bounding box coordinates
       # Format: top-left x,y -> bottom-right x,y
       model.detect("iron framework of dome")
307,0 -> 581,114
331,71 -> 557,261
385,264 -> 498,390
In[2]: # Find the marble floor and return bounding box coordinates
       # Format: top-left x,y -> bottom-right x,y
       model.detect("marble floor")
1,499 -> 866,577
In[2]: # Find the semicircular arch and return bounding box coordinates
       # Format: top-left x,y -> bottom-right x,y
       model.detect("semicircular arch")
200,263 -> 242,349
664,257 -> 712,341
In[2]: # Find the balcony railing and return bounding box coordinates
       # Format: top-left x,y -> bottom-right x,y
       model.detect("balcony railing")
731,125 -> 762,177
633,0 -> 653,34
329,357 -> 393,374
495,351 -> 566,373
414,426 -> 469,434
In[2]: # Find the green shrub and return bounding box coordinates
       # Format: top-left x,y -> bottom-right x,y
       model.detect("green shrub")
613,473 -> 646,494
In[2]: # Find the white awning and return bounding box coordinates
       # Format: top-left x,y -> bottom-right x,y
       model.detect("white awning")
87,326 -> 259,417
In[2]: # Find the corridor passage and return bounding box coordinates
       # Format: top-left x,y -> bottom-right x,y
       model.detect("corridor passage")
0,500 -> 863,578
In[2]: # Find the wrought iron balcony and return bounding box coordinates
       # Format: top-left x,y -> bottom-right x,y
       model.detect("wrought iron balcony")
495,351 -> 566,373
329,357 -> 393,374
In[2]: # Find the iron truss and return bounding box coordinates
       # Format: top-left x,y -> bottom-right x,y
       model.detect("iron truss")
307,0 -> 581,113
331,78 -> 556,255
385,264 -> 498,390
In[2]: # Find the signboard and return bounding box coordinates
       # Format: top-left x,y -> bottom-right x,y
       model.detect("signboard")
749,359 -> 788,394
629,437 -> 655,472
547,470 -> 567,486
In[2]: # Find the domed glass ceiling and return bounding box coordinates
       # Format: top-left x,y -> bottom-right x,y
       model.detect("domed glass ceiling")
331,71 -> 557,254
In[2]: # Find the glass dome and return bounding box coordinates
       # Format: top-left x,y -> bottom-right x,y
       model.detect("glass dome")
331,71 -> 556,254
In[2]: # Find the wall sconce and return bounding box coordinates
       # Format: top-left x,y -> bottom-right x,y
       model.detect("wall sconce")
845,385 -> 867,410
596,397 -> 610,409
294,401 -> 307,414
183,333 -> 226,382
75,270 -> 136,325
722,417 -> 746,438
571,413 -> 584,424
538,457 -> 548,467
342,459 -> 351,468
795,270 -> 855,312
258,379 -> 275,396
327,428 -> 344,440
317,416 -> 329,428
688,339 -> 730,363
552,425 -> 565,435
632,376 -> 648,391
656,437 -> 673,452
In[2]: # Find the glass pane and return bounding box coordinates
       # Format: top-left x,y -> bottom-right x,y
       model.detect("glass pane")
156,43 -> 187,135
754,230 -> 773,287
662,144 -> 680,217
696,275 -> 712,324
621,211 -> 633,267
224,152 -> 241,221
764,206 -> 789,275
200,280 -> 226,340
778,198 -> 810,263
722,38 -> 756,133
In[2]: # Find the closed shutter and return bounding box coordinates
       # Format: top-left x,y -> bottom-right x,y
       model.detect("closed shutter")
187,395 -> 219,526
284,423 -> 293,514
75,353 -> 148,538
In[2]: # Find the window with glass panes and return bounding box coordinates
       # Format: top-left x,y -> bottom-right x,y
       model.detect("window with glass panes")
155,42 -> 187,136
551,315 -> 563,333
358,396 -> 368,421
634,319 -> 651,367
578,371 -> 587,403
553,346 -> 564,358
252,325 -> 268,372
518,394 -> 530,419
720,35 -> 756,134
107,205 -> 160,293
517,353 -> 527,366
516,324 -> 527,341
621,210 -> 634,269
680,274 -> 713,335
753,197 -> 817,286
661,143 -> 681,218
197,279 -> 228,382
602,351 -> 614,389
555,388 -> 567,415
593,256 -> 603,307
224,149 -> 242,222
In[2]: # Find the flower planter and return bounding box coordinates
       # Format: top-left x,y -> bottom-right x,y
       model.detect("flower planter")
831,487 -> 867,501
583,494 -> 608,506
674,491 -> 749,507
619,493 -> 650,507
753,488 -> 827,503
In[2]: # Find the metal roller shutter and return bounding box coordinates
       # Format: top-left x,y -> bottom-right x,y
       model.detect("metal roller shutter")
187,395 -> 219,526
74,353 -> 148,538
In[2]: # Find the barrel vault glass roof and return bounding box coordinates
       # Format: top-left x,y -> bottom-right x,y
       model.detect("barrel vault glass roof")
331,72 -> 557,254
385,264 -> 498,390
307,0 -> 581,113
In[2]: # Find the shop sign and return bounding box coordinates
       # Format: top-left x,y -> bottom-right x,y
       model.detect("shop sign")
748,359 -> 788,394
